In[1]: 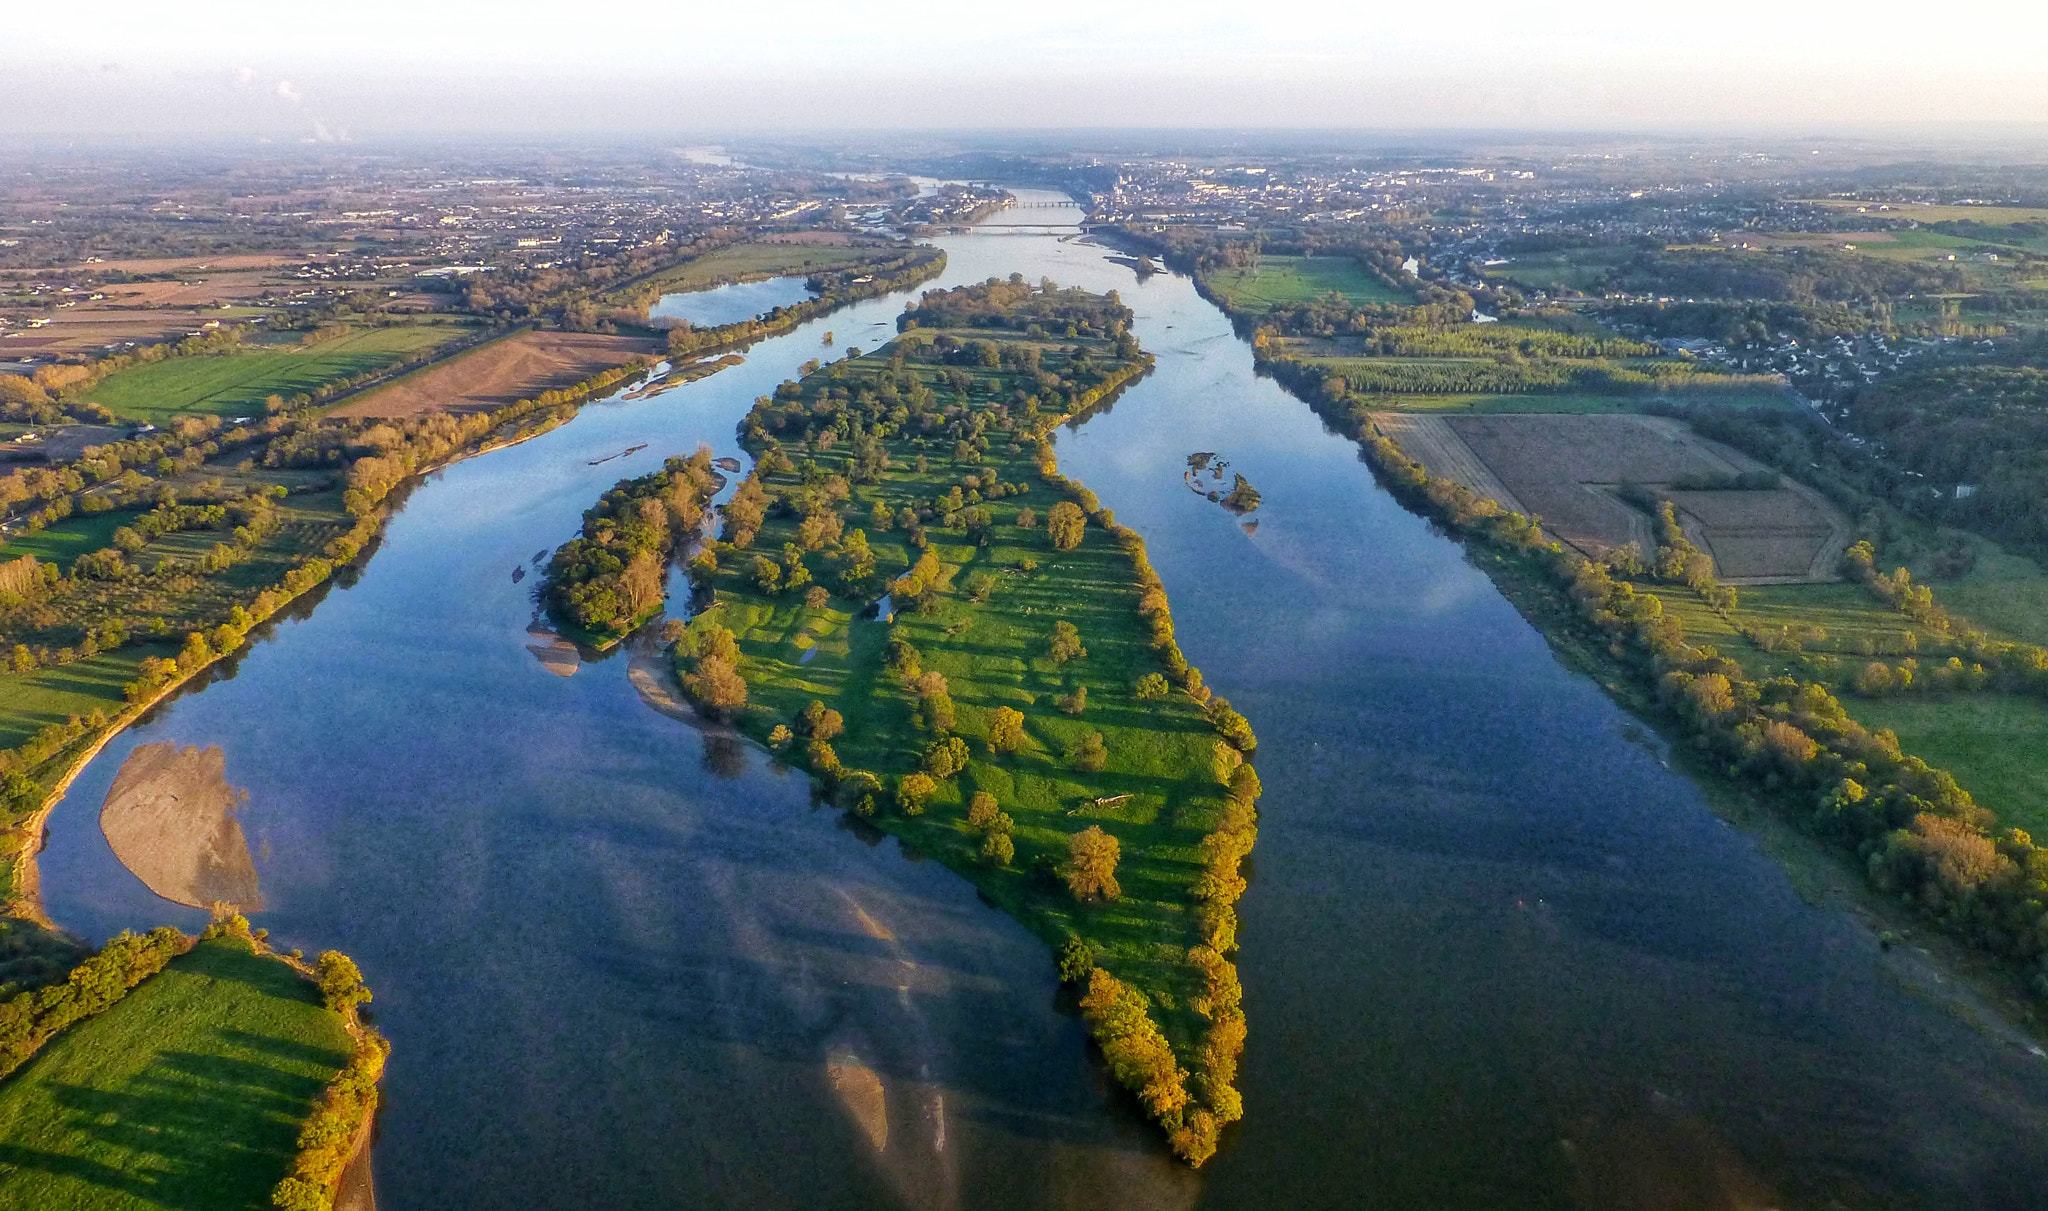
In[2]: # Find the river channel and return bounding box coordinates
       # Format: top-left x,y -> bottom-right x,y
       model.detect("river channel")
36,191 -> 2048,1209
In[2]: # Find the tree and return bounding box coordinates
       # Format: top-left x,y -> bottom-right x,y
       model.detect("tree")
897,772 -> 937,814
1048,621 -> 1086,664
988,706 -> 1027,753
1134,673 -> 1169,700
1047,500 -> 1086,551
1056,936 -> 1094,983
1065,826 -> 1121,900
967,791 -> 1000,829
315,951 -> 371,1013
1067,731 -> 1107,772
925,735 -> 971,778
1057,685 -> 1088,715
799,700 -> 844,740
981,831 -> 1015,865
1015,506 -> 1037,528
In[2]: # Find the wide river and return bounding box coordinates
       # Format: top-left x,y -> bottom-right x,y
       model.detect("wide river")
38,192 -> 2048,1209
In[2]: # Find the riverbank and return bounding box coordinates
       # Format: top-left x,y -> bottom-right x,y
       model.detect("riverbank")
1340,406 -> 2048,1033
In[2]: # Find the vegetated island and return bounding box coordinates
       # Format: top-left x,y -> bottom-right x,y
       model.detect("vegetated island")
655,279 -> 1259,1164
539,447 -> 722,648
0,912 -> 381,1211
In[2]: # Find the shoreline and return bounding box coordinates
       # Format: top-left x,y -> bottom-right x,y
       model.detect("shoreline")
3,366 -> 610,928
4,270 -> 897,928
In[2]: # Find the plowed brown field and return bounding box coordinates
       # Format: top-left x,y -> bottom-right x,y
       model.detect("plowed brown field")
332,330 -> 661,418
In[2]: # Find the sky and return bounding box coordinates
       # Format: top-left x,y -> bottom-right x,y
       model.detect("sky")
7,0 -> 2048,139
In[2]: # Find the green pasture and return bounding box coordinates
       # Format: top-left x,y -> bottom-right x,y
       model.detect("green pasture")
1479,247 -> 1629,293
1851,694 -> 2048,838
1204,255 -> 1407,309
0,938 -> 352,1211
86,325 -> 464,424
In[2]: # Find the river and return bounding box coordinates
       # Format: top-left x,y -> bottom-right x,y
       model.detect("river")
34,190 -> 2048,1209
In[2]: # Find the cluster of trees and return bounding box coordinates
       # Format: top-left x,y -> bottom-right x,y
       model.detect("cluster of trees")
543,447 -> 718,639
1839,360 -> 2048,557
899,276 -> 1134,343
1839,540 -> 2048,704
0,926 -> 186,1080
1609,247 -> 1978,306
271,1026 -> 389,1211
676,622 -> 748,718
1352,410 -> 2048,1005
1599,299 -> 1873,347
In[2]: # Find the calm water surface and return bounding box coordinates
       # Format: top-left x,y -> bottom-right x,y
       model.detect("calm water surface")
38,192 -> 2048,1209
646,275 -> 815,328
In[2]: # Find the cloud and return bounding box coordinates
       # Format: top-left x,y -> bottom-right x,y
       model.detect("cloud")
307,120 -> 349,144
274,79 -> 300,104
235,66 -> 257,88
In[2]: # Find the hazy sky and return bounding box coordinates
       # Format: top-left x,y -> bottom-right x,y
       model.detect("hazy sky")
9,0 -> 2048,138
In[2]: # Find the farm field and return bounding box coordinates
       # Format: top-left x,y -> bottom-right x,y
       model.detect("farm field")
1350,388 -> 1795,414
1204,255 -> 1406,309
1850,694 -> 2048,838
0,509 -> 129,573
331,329 -> 661,418
0,647 -> 170,754
1378,411 -> 1850,580
1801,200 -> 2048,227
1478,246 -> 1631,293
87,325 -> 469,424
0,937 -> 352,1211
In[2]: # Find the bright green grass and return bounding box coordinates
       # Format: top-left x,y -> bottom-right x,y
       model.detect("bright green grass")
86,326 -> 464,424
0,645 -> 172,753
1205,255 -> 1406,309
0,937 -> 352,1211
1850,694 -> 2048,837
0,511 -> 129,574
700,336 -> 1227,1058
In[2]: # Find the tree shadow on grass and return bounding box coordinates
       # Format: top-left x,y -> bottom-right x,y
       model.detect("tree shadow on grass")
0,1045 -> 331,1211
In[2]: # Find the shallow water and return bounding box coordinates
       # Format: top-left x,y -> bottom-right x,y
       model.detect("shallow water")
37,196 -> 2048,1209
647,275 -> 815,328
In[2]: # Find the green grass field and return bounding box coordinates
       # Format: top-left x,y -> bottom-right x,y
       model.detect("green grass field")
1912,540 -> 2048,649
0,938 -> 352,1211
1850,694 -> 2048,838
0,645 -> 173,754
1205,255 -> 1407,309
0,511 -> 129,574
86,326 -> 465,424
1479,247 -> 1630,293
